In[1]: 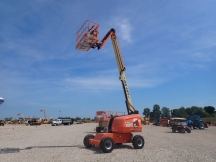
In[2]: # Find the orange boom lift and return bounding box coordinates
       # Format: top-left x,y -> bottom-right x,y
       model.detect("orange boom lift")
76,20 -> 144,153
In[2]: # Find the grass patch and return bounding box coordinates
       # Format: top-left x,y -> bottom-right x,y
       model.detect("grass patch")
201,117 -> 216,122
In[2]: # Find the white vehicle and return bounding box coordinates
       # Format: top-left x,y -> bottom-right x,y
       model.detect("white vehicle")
51,118 -> 74,126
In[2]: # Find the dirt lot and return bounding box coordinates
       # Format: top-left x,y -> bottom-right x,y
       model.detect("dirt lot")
0,123 -> 216,162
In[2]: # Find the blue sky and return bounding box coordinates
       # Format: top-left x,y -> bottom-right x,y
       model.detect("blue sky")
0,0 -> 216,119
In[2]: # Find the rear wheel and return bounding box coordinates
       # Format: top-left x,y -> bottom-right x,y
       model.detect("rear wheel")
100,137 -> 114,153
172,128 -> 176,133
198,122 -> 204,129
83,134 -> 94,148
132,135 -> 144,149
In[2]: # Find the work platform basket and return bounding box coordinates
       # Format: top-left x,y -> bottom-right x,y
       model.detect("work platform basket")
76,20 -> 100,51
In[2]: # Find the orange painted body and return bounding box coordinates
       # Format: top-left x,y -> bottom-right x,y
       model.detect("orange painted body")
110,114 -> 142,133
89,132 -> 133,146
90,114 -> 142,146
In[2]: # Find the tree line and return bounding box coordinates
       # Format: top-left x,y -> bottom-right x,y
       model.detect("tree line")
143,104 -> 216,121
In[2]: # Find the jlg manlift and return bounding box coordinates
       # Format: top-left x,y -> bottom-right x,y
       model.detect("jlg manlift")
76,20 -> 144,153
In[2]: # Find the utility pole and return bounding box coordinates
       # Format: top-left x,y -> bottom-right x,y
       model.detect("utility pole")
59,111 -> 61,118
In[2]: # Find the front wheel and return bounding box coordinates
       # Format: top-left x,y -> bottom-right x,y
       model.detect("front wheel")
83,134 -> 94,148
187,129 -> 191,133
132,135 -> 144,149
100,137 -> 114,153
172,128 -> 176,133
181,129 -> 185,133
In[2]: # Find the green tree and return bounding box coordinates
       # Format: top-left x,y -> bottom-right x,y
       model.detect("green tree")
172,107 -> 187,118
204,106 -> 215,115
150,112 -> 154,119
143,108 -> 150,118
178,107 -> 188,118
152,104 -> 161,121
171,109 -> 179,117
161,107 -> 170,118
185,107 -> 193,116
191,106 -> 205,117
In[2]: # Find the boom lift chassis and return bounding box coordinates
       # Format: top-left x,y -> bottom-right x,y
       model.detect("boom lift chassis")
76,20 -> 144,153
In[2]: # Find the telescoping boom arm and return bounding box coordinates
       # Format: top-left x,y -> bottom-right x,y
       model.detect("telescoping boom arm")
75,20 -> 139,115
93,29 -> 138,115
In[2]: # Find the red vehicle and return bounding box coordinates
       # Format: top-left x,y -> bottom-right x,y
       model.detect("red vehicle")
160,117 -> 170,127
171,121 -> 191,133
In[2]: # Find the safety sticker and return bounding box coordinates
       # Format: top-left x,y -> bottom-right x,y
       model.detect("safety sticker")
126,122 -> 131,127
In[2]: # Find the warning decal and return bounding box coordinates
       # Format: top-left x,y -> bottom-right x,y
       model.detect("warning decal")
126,122 -> 131,127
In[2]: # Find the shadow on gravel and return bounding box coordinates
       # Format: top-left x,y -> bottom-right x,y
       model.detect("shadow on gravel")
84,132 -> 97,134
0,148 -> 20,154
80,144 -> 134,154
165,131 -> 190,134
0,145 -> 83,154
1,144 -> 134,154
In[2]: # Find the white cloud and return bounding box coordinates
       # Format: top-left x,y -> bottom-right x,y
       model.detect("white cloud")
112,18 -> 133,43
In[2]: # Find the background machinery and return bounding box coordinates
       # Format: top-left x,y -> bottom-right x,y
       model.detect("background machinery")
5,117 -> 13,124
40,109 -> 50,124
76,20 -> 144,153
0,120 -> 5,126
95,111 -> 126,132
186,115 -> 208,129
28,118 -> 42,126
17,113 -> 28,125
51,117 -> 74,126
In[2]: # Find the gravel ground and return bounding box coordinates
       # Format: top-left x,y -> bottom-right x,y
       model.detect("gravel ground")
0,123 -> 216,162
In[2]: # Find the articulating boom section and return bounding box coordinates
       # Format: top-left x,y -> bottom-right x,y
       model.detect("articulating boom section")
94,29 -> 139,115
76,21 -> 138,115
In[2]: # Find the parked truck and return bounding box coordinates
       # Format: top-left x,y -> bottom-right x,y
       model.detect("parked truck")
51,117 -> 74,126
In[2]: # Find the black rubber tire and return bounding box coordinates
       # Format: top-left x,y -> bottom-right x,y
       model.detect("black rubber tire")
132,135 -> 145,149
100,137 -> 114,153
83,134 -> 94,148
96,127 -> 101,133
181,129 -> 185,133
172,128 -> 176,133
187,129 -> 191,133
198,122 -> 204,129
